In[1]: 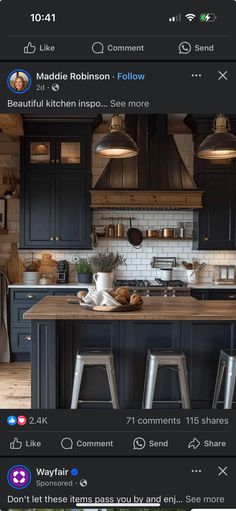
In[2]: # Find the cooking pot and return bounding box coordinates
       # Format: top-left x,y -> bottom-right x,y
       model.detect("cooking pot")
160,268 -> 173,281
162,228 -> 174,238
127,218 -> 143,249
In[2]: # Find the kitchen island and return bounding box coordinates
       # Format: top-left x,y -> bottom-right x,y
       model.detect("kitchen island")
24,296 -> 236,409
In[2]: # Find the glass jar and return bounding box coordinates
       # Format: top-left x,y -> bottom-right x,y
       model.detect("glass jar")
39,274 -> 52,285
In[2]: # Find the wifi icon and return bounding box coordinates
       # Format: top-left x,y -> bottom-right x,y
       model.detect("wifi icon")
185,13 -> 196,22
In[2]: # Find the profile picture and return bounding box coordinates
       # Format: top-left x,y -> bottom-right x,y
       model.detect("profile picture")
7,69 -> 32,94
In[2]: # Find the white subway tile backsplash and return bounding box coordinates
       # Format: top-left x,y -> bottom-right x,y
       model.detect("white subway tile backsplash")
14,208 -> 236,284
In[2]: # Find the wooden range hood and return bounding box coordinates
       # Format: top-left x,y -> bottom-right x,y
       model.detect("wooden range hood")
91,115 -> 203,209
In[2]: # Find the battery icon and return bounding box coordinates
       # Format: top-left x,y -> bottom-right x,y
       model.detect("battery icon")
200,13 -> 217,22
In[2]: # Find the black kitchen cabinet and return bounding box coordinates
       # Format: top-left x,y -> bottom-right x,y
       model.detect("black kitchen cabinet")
190,289 -> 209,300
20,171 -> 91,249
58,320 -> 123,408
186,114 -> 236,250
124,321 -> 181,408
30,317 -> 236,408
20,119 -> 99,249
193,173 -> 236,250
10,287 -> 80,360
10,288 -> 50,361
191,288 -> 236,300
21,172 -> 54,247
181,320 -> 236,408
23,137 -> 88,171
208,289 -> 236,300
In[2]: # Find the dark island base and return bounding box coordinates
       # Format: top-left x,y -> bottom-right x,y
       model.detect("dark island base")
31,319 -> 236,409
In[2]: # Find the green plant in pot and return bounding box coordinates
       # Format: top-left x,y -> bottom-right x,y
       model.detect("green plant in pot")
75,258 -> 93,284
90,251 -> 126,291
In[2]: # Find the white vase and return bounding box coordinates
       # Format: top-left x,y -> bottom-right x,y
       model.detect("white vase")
93,272 -> 114,292
23,271 -> 39,285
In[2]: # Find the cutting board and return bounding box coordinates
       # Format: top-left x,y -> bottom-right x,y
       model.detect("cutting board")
5,243 -> 24,284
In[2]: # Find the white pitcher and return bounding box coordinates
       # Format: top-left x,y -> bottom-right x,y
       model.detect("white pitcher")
186,269 -> 199,284
93,272 -> 114,292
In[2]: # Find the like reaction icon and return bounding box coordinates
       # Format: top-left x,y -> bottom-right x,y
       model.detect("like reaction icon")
10,438 -> 23,450
7,415 -> 17,426
24,42 -> 36,54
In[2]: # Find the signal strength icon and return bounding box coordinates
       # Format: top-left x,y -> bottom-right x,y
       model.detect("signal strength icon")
185,13 -> 196,22
169,13 -> 182,22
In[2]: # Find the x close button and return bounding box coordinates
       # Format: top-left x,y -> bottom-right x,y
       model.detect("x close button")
218,466 -> 228,477
218,70 -> 228,80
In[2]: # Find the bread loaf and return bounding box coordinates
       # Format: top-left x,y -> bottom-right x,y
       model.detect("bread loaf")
130,293 -> 143,305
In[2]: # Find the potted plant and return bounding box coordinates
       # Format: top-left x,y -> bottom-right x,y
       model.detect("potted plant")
90,251 -> 126,291
75,258 -> 93,284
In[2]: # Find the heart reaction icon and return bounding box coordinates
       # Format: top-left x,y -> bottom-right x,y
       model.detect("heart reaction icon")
17,416 -> 27,426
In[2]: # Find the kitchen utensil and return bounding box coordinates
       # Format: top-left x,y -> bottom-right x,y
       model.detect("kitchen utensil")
108,219 -> 115,237
93,272 -> 115,292
192,259 -> 199,270
186,269 -> 199,284
23,255 -> 40,272
160,268 -> 173,281
23,271 -> 40,285
39,274 -> 53,285
127,218 -> 143,249
5,242 -> 24,284
117,221 -> 124,237
182,261 -> 193,270
56,260 -> 69,283
94,226 -> 106,237
39,253 -> 57,282
108,225 -> 115,237
150,257 -> 176,269
198,263 -> 206,272
162,228 -> 174,238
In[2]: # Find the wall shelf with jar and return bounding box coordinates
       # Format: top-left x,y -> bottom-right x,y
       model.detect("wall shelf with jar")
95,235 -> 192,241
94,220 -> 193,241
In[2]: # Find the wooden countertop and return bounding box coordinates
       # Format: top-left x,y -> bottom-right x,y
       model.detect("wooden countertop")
24,296 -> 236,321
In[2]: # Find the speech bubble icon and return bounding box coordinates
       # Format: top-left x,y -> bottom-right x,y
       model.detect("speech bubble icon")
133,437 -> 146,450
92,41 -> 104,54
61,437 -> 73,450
178,41 -> 192,55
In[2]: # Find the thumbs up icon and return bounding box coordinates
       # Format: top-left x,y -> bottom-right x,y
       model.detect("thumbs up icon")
24,42 -> 36,54
10,437 -> 23,450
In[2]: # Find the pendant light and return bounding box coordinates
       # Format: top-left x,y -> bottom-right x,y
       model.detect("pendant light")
197,114 -> 236,159
94,114 -> 139,158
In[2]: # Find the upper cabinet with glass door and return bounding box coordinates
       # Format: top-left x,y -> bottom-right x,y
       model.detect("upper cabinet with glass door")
23,137 -> 88,170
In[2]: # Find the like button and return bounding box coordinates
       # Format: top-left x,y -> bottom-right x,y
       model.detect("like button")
24,42 -> 36,54
10,437 -> 23,450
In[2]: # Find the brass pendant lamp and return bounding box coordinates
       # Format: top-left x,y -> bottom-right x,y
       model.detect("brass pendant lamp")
95,114 -> 139,158
197,113 -> 236,159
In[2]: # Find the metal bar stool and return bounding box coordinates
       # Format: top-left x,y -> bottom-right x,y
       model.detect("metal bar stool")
71,348 -> 119,409
142,348 -> 191,409
212,349 -> 236,409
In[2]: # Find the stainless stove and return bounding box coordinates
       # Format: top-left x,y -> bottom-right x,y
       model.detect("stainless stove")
115,279 -> 190,297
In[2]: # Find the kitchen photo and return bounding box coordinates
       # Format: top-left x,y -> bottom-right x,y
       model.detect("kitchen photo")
1,113 -> 236,410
